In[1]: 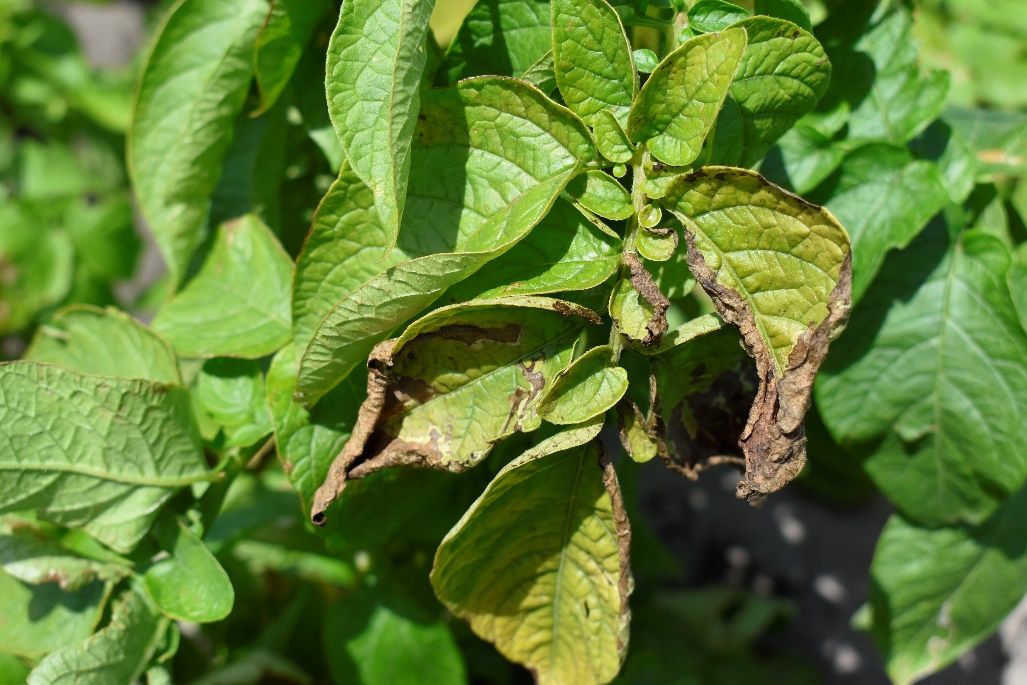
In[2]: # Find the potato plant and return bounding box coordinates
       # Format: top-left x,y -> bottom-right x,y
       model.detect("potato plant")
1,0 -> 1026,684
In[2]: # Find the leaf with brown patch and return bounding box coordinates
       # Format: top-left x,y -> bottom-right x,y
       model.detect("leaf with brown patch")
609,251 -> 670,347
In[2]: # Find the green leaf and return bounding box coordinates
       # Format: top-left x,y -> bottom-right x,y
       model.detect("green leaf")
609,253 -> 670,347
818,229 -> 1027,525
592,109 -> 635,164
627,29 -> 746,167
662,167 -> 850,500
0,363 -> 208,552
552,0 -> 636,128
521,51 -> 558,94
27,586 -> 168,685
869,488 -> 1027,685
944,107 -> 1027,181
687,0 -> 750,35
326,0 -> 436,247
26,306 -> 180,384
309,297 -> 598,522
153,215 -> 293,360
323,587 -> 465,685
144,516 -> 234,623
252,0 -> 330,114
444,199 -> 620,300
816,145 -> 949,302
761,124 -> 846,194
539,345 -> 628,425
0,654 -> 28,684
129,0 -> 271,283
441,0 -> 552,83
266,343 -> 365,512
708,17 -> 830,167
0,570 -> 107,659
636,227 -> 679,263
293,165 -> 410,353
1010,244 -> 1027,333
0,205 -> 73,335
567,170 -> 633,220
754,0 -> 810,31
431,424 -> 631,685
194,358 -> 273,449
0,518 -> 129,590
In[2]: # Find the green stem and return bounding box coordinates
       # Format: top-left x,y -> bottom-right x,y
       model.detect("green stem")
610,149 -> 651,363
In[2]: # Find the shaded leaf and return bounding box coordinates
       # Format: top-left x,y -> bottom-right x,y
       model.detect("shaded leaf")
431,424 -> 631,685
0,518 -> 128,591
153,215 -> 293,360
754,0 -> 810,31
252,0 -> 330,114
194,358 -> 273,449
0,570 -> 107,659
441,0 -> 551,83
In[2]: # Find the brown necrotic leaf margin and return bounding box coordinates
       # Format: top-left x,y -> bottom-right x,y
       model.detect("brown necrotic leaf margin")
683,234 -> 853,504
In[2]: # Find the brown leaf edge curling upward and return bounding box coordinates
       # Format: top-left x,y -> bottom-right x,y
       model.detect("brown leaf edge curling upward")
683,233 -> 853,504
598,443 -> 634,662
310,301 -> 603,525
623,250 -> 670,345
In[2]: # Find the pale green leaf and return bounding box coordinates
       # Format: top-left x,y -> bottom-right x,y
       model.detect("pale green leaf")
709,17 -> 830,167
129,0 -> 270,283
26,306 -> 180,384
27,586 -> 168,685
567,170 -> 633,220
552,0 -> 636,128
0,570 -> 106,659
636,227 -> 679,263
617,401 -> 659,463
153,215 -> 293,360
592,109 -> 635,164
539,346 -> 628,425
309,297 -> 599,520
628,29 -> 746,167
441,0 -> 551,83
687,0 -> 750,34
431,424 -> 630,685
818,229 -> 1027,525
252,0 -> 330,114
0,519 -> 129,591
818,145 -> 948,302
869,489 -> 1027,685
326,0 -> 435,246
609,254 -> 669,347
144,516 -> 234,623
0,363 -> 208,552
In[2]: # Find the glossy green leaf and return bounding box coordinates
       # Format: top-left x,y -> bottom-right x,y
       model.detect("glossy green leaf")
445,199 -> 620,300
0,570 -> 106,659
754,0 -> 810,31
818,229 -> 1027,525
441,0 -> 551,83
628,29 -> 746,167
687,0 -> 750,34
869,488 -> 1027,685
663,167 -> 850,499
431,423 -> 630,685
539,346 -> 628,425
153,215 -> 293,360
323,588 -> 465,685
26,306 -> 180,384
552,0 -> 636,127
0,362 -> 208,552
252,0 -> 330,114
818,144 -> 949,302
632,49 -> 658,74
27,586 -> 167,685
592,109 -> 635,163
144,516 -> 234,623
293,165 -> 411,353
326,0 -> 435,247
709,17 -> 830,167
567,170 -> 633,220
194,358 -> 273,449
309,297 -> 598,520
129,0 -> 270,283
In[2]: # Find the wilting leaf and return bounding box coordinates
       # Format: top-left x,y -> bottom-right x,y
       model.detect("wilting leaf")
153,215 -> 293,360
627,29 -> 746,167
818,228 -> 1027,525
144,515 -> 234,623
610,252 -> 670,346
0,363 -> 208,552
0,570 -> 107,659
26,306 -> 180,384
309,297 -> 598,522
326,0 -> 436,245
662,167 -> 851,501
27,586 -> 168,685
539,345 -> 628,425
552,0 -> 636,128
567,170 -> 633,220
431,424 -> 631,685
816,145 -> 948,302
252,0 -> 330,114
869,487 -> 1027,685
129,0 -> 270,282
441,0 -> 551,83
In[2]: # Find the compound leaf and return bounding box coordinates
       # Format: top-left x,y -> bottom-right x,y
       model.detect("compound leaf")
153,215 -> 293,360
431,424 -> 631,685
